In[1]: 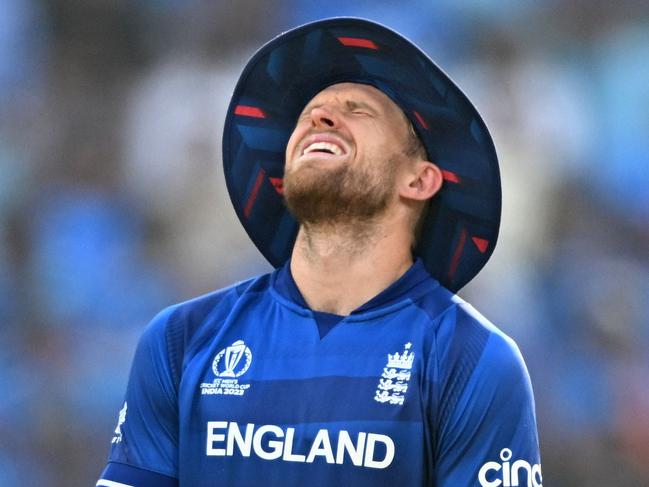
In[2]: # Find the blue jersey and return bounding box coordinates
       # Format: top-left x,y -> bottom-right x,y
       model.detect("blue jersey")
97,260 -> 542,487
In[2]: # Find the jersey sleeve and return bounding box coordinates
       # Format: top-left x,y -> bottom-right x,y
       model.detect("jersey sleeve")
97,306 -> 181,486
431,305 -> 542,487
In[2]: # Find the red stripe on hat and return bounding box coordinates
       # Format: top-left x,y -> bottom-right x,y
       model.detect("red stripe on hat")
448,227 -> 468,280
472,237 -> 489,254
235,105 -> 266,118
337,37 -> 379,49
244,168 -> 266,218
269,177 -> 284,195
413,110 -> 429,130
441,170 -> 461,183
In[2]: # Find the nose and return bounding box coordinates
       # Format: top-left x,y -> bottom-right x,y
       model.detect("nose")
310,106 -> 338,128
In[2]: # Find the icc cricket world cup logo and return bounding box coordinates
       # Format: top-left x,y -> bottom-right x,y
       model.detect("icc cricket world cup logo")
213,340 -> 253,378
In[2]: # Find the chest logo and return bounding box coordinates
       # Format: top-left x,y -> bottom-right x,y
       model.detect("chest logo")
213,340 -> 253,378
200,340 -> 252,397
374,342 -> 414,406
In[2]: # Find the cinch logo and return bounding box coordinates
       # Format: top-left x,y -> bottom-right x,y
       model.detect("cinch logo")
478,448 -> 543,487
206,421 -> 394,469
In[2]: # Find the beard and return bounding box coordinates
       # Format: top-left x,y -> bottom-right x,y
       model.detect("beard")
283,157 -> 396,226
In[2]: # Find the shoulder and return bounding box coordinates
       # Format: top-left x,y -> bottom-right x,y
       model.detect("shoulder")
431,296 -> 535,430
168,275 -> 266,325
408,283 -> 522,369
434,298 -> 533,416
411,281 -> 524,365
135,274 -> 271,373
427,292 -> 523,370
423,292 -> 531,406
453,300 -> 527,379
430,302 -> 541,484
143,274 -> 267,337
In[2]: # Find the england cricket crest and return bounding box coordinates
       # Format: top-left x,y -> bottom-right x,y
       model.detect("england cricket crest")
200,340 -> 252,397
374,343 -> 414,406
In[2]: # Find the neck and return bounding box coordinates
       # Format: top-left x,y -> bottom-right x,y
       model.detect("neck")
290,214 -> 413,315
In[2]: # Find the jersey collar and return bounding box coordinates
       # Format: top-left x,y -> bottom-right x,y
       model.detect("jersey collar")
272,258 -> 437,316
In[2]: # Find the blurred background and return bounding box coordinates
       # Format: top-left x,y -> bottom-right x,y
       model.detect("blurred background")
0,0 -> 648,485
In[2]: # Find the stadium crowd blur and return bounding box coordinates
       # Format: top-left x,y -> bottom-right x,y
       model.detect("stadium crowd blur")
1,0 -> 648,485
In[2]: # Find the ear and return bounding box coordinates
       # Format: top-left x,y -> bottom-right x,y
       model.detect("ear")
398,160 -> 443,201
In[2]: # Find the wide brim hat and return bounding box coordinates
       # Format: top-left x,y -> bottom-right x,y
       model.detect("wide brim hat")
223,17 -> 501,292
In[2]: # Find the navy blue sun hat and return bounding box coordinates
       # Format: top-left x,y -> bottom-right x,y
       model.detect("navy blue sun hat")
223,17 -> 501,292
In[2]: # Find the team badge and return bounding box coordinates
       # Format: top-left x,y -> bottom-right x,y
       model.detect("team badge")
374,343 -> 414,406
200,340 -> 252,397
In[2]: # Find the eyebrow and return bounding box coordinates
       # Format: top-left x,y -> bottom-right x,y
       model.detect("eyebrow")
300,99 -> 380,116
345,100 -> 377,113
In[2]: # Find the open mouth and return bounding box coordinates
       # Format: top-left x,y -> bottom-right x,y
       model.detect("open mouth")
302,141 -> 345,156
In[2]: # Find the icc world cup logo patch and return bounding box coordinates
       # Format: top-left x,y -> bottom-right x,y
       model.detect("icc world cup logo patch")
212,340 -> 253,378
200,340 -> 253,397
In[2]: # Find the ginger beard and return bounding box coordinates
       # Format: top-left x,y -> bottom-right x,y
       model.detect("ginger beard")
283,152 -> 397,227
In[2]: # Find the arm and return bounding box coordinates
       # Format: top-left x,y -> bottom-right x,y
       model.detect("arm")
432,306 -> 542,487
97,307 -> 181,487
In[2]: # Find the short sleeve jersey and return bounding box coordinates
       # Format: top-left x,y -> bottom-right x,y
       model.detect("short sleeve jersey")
98,260 -> 542,487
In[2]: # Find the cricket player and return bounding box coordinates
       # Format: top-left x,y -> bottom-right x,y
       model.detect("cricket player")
97,18 -> 542,487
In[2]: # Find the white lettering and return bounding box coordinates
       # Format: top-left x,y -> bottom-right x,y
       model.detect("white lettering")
363,433 -> 395,469
226,423 -> 253,457
500,448 -> 512,487
336,431 -> 366,466
478,461 -> 502,487
206,421 -> 227,456
204,421 -> 401,470
306,429 -> 335,464
531,464 -> 543,487
282,428 -> 306,462
511,459 -> 532,487
503,461 -> 511,486
253,424 -> 284,460
478,449 -> 542,487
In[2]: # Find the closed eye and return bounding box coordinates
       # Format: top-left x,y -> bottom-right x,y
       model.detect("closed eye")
346,100 -> 377,116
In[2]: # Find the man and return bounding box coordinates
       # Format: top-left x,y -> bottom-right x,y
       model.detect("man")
98,18 -> 542,487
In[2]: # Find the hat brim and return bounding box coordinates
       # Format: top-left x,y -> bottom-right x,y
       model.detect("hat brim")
223,17 -> 501,292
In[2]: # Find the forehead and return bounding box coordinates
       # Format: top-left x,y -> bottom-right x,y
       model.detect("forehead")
303,82 -> 405,116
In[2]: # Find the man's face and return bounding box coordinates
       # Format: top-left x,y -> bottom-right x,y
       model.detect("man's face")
283,83 -> 416,226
